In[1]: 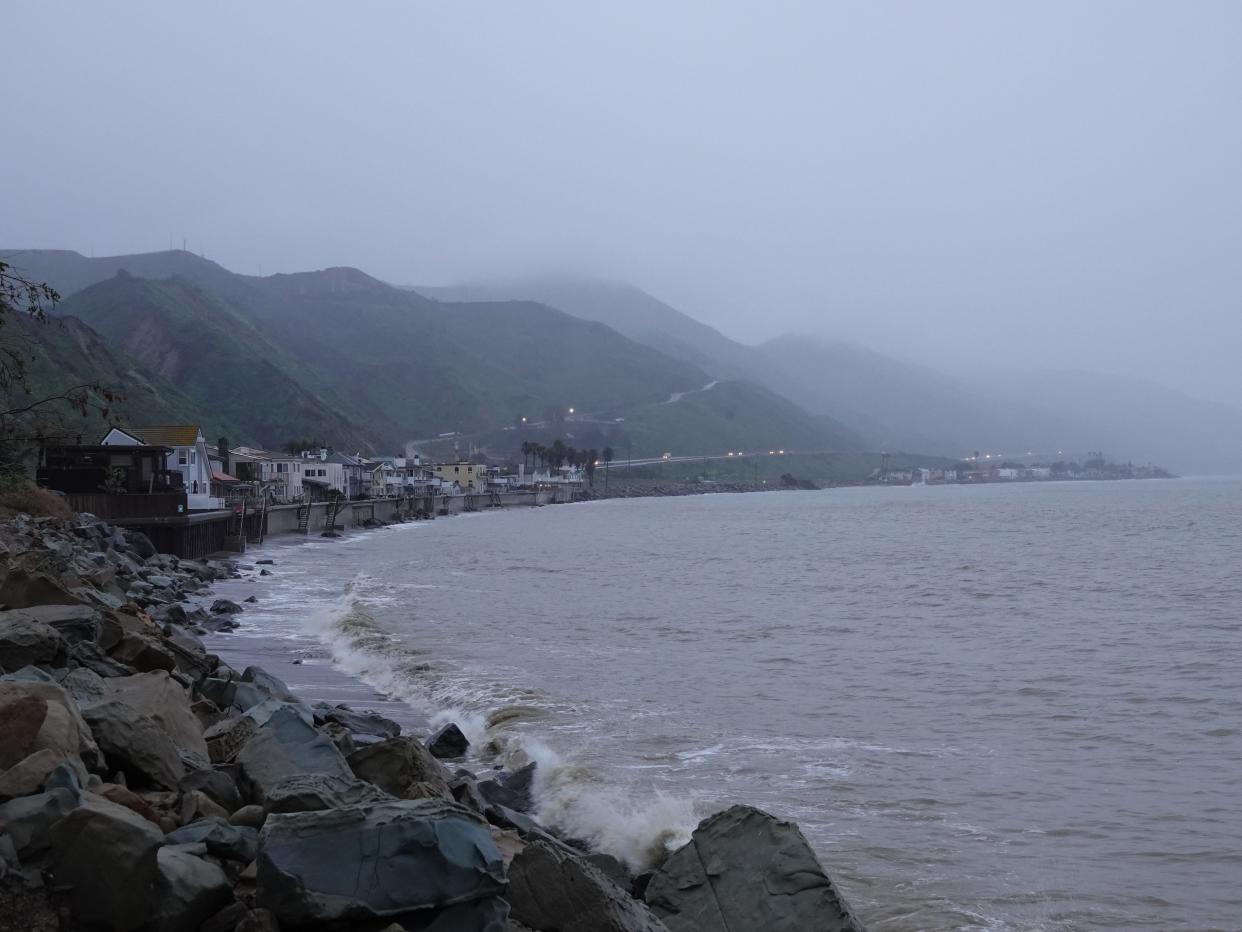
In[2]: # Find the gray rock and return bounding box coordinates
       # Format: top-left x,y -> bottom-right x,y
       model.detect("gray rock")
241,666 -> 296,702
101,671 -> 210,760
0,665 -> 57,684
478,762 -> 535,812
427,722 -> 470,760
1,604 -> 101,645
0,615 -> 66,673
144,845 -> 235,932
0,787 -> 78,857
643,805 -> 866,932
265,773 -> 394,814
204,715 -> 258,764
237,704 -> 352,804
82,697 -> 186,790
347,736 -> 453,800
228,804 -> 266,829
210,599 -> 243,615
0,681 -> 100,775
257,798 -> 506,924
0,694 -> 48,769
200,676 -> 237,710
401,898 -> 512,931
69,638 -> 137,678
587,852 -> 634,891
165,816 -> 259,863
0,748 -> 73,801
109,631 -> 178,673
179,769 -> 242,814
201,901 -> 249,932
313,702 -> 402,739
62,667 -> 107,705
508,839 -> 669,932
49,792 -> 165,931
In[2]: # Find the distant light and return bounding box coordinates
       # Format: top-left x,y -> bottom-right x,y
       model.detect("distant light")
568,407 -> 575,414
769,450 -> 775,455
778,450 -> 784,455
985,454 -> 991,459
521,416 -> 526,423
727,452 -> 734,456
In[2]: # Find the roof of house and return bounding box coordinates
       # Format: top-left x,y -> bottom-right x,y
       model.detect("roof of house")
117,425 -> 202,447
210,469 -> 239,483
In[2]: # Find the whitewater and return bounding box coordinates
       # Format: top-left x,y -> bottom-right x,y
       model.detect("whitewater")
204,479 -> 1242,931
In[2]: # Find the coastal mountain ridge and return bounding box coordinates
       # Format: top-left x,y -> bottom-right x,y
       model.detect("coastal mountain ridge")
418,276 -> 1242,473
4,249 -> 863,457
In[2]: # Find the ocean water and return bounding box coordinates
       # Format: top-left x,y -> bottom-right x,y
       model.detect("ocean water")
205,478 -> 1242,931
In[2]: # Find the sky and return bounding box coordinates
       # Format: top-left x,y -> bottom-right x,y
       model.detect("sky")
4,2 -> 1241,405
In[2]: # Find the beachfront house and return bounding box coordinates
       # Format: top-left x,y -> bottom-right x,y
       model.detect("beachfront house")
229,447 -> 304,503
431,462 -> 488,494
102,425 -> 220,510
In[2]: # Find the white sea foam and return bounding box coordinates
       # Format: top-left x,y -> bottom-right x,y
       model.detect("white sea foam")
300,574 -> 702,872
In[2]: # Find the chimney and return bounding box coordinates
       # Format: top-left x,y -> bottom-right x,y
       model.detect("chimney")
217,438 -> 229,473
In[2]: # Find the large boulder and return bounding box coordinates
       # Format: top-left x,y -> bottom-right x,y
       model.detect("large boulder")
3,604 -> 102,644
165,817 -> 259,863
313,703 -> 402,740
347,736 -> 452,800
0,786 -> 79,858
0,682 -> 100,776
101,672 -> 210,760
264,773 -> 393,814
241,666 -> 296,702
204,715 -> 258,764
144,846 -> 235,932
0,695 -> 48,769
0,554 -> 87,610
643,806 -> 865,932
236,704 -> 352,804
0,615 -> 66,673
256,798 -> 506,924
478,762 -> 535,812
427,722 -> 470,760
82,697 -> 185,790
507,839 -> 670,932
0,749 -> 73,801
49,792 -> 165,931
109,632 -> 178,674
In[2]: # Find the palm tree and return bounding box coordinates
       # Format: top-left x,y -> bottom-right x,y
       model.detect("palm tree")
520,441 -> 533,471
548,439 -> 567,472
585,448 -> 599,487
602,446 -> 615,492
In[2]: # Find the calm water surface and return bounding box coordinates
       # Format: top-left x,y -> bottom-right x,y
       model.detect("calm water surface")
208,478 -> 1242,931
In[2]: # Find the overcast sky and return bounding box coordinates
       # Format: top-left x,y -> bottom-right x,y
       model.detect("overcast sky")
4,2 -> 1241,404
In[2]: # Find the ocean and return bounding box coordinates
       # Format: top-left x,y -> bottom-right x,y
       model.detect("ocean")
205,478 -> 1242,931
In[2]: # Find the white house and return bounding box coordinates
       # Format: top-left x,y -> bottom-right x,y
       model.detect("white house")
230,447 -> 304,503
102,425 -> 221,510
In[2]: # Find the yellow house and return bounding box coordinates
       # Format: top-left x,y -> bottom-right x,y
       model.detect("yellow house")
431,462 -> 488,494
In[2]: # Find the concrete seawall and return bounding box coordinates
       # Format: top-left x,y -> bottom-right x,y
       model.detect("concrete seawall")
260,488 -> 569,538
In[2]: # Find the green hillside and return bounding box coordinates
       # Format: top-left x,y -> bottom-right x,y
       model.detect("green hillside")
54,274 -> 375,451
1,312 -> 207,447
10,249 -> 867,457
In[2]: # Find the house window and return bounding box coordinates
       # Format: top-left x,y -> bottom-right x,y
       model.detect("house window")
190,450 -> 196,465
178,450 -> 188,465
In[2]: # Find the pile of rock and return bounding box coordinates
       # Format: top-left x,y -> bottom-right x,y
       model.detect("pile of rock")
0,513 -> 866,931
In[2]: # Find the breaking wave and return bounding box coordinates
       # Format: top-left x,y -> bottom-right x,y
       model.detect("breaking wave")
301,574 -> 699,871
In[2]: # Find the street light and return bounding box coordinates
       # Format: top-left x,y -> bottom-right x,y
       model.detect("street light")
568,407 -> 575,415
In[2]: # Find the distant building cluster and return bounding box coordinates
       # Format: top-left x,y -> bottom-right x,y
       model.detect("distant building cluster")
36,424 -> 585,515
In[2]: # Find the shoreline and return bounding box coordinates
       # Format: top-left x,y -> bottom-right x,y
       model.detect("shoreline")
0,510 -> 869,931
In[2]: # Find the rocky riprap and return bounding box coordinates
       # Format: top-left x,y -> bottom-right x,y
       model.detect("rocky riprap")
0,513 -> 866,931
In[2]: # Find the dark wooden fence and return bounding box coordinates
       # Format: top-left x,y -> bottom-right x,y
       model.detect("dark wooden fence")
64,493 -> 188,520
